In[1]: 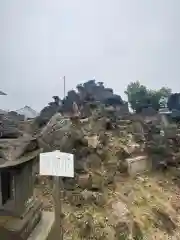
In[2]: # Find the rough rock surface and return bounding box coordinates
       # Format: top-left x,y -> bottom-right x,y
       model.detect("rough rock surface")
0,114 -> 23,138
34,103 -> 180,239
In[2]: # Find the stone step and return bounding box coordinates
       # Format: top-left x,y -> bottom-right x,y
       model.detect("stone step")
0,200 -> 42,240
28,211 -> 54,240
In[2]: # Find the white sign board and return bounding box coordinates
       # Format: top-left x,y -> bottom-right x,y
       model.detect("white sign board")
39,151 -> 74,177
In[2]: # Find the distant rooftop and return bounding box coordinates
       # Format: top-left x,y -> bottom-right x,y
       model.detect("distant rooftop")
15,106 -> 39,119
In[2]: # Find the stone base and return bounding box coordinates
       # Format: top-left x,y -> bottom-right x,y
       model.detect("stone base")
126,155 -> 151,176
0,200 -> 42,240
28,211 -> 54,240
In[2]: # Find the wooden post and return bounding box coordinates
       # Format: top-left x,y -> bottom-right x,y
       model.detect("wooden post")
53,176 -> 64,240
40,144 -> 74,240
63,76 -> 66,98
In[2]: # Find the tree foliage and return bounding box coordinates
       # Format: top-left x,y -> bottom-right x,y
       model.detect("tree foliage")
125,81 -> 172,112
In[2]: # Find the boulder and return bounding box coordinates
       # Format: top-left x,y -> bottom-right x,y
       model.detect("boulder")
77,173 -> 92,189
87,153 -> 102,169
85,135 -> 100,148
81,190 -> 107,206
89,172 -> 104,191
108,200 -> 131,238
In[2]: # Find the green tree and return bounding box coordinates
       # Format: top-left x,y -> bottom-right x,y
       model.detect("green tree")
125,81 -> 172,112
125,81 -> 148,112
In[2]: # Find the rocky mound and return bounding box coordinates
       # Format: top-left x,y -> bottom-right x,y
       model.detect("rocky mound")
34,80 -> 129,129
35,104 -> 180,239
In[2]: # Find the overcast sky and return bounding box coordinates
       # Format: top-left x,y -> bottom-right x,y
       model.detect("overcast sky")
0,0 -> 179,111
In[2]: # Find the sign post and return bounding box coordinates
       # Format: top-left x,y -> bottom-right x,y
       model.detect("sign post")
39,150 -> 74,240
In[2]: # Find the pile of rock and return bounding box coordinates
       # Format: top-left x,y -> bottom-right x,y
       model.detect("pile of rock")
37,107 -> 153,239
35,80 -> 129,129
141,120 -> 180,170
34,86 -> 180,239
